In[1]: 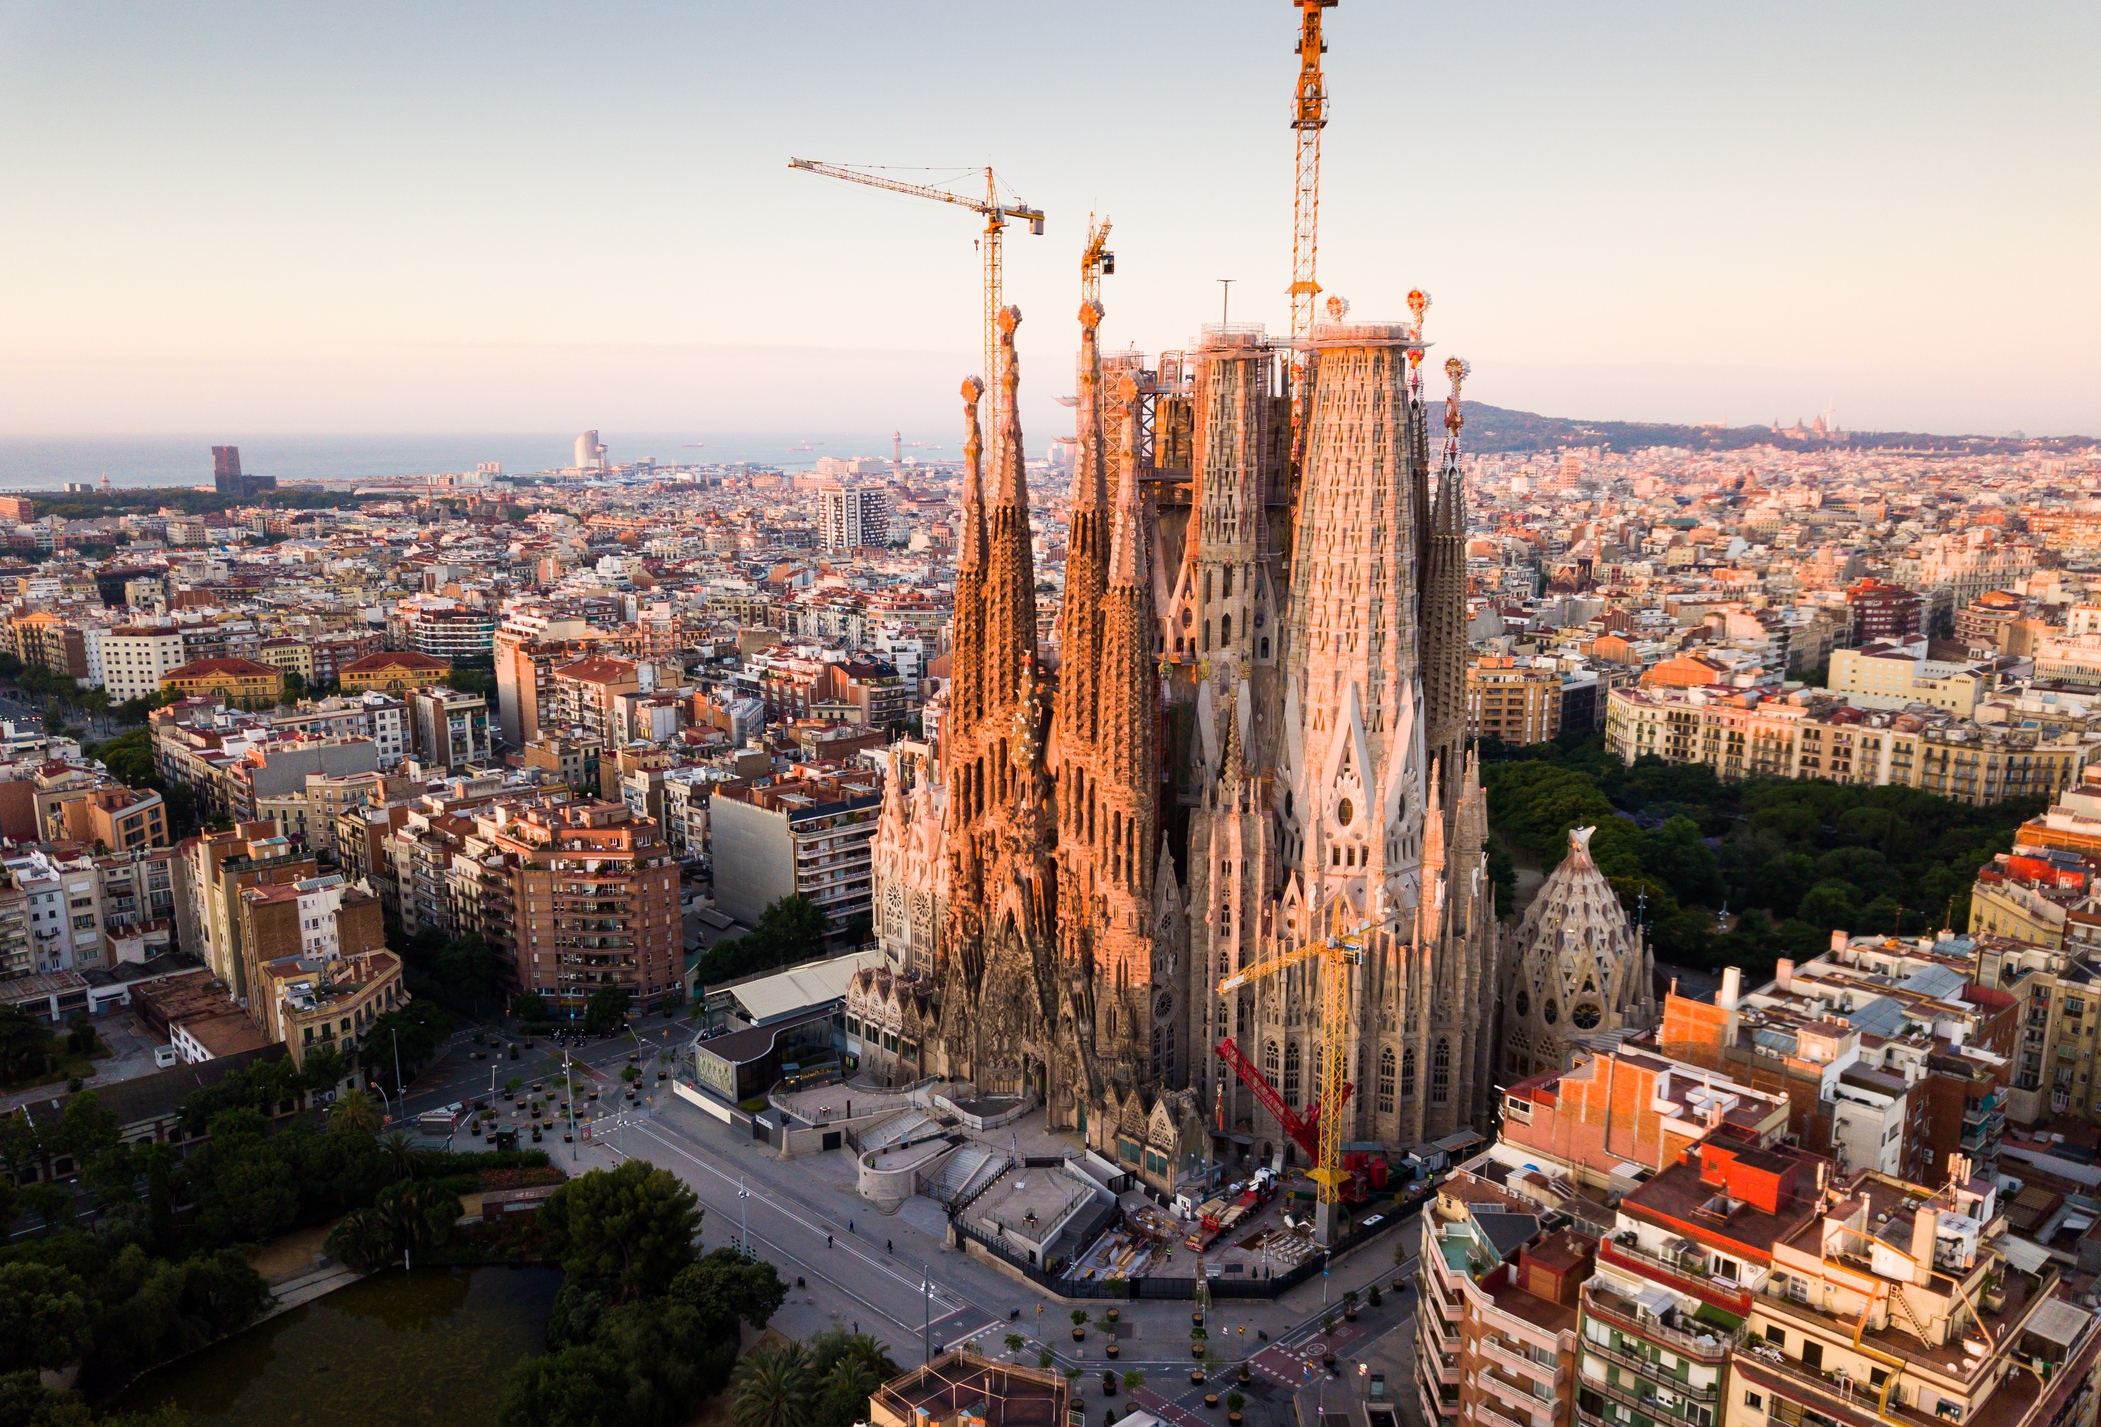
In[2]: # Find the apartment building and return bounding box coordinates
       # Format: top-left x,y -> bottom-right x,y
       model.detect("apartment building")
497,801 -> 681,1015
1417,1171 -> 1596,1427
492,626 -> 601,747
38,778 -> 168,852
1468,656 -> 1565,745
2,844 -> 178,975
711,773 -> 881,928
1721,1166 -> 2098,1427
258,947 -> 406,1087
405,686 -> 490,769
10,612 -> 88,684
549,657 -> 643,747
102,626 -> 188,704
1827,642 -> 1991,717
1607,686 -> 2094,805
174,822 -> 318,1000
1970,937 -> 2101,1126
1576,1142 -> 1820,1427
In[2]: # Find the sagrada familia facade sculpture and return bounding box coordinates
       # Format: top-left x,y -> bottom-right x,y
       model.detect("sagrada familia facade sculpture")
867,291 -> 1509,1190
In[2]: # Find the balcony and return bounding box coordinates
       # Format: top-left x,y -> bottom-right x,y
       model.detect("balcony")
1580,1336 -> 1719,1402
1475,1401 -> 1541,1427
1581,1282 -> 1743,1364
1480,1335 -> 1558,1384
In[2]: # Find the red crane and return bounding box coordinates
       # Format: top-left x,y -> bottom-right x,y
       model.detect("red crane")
1214,1037 -> 1351,1164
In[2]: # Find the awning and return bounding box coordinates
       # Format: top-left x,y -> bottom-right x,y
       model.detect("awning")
1999,1235 -> 2054,1276
2023,1296 -> 2093,1350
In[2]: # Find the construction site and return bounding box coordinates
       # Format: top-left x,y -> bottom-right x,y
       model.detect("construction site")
791,0 -> 1518,1275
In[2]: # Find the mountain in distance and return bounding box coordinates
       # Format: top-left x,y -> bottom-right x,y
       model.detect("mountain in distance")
1459,401 -> 2095,456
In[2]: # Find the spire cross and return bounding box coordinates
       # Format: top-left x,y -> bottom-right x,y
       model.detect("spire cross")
1442,357 -> 1471,463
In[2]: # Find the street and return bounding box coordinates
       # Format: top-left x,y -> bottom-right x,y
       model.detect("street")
391,1021 -> 1426,1425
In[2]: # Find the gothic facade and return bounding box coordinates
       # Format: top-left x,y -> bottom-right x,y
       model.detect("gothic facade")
870,292 -> 1501,1190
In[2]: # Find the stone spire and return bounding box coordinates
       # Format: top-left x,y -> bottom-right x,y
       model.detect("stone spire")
1090,370 -> 1161,986
951,376 -> 989,736
1057,301 -> 1110,757
981,306 -> 1038,720
1420,356 -> 1471,819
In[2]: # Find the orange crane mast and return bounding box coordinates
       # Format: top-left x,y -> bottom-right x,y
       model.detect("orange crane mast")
788,159 -> 1044,390
1288,0 -> 1339,445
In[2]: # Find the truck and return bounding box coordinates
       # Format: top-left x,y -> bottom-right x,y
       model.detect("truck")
416,1102 -> 467,1134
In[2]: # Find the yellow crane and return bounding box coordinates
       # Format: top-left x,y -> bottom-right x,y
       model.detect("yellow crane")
1216,898 -> 1366,1244
1081,214 -> 1114,308
1287,0 -> 1338,442
788,159 -> 1045,389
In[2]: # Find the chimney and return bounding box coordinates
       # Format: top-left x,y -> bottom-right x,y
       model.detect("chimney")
1720,967 -> 1742,1012
1777,959 -> 1795,993
1830,928 -> 1849,954
1909,1206 -> 1938,1287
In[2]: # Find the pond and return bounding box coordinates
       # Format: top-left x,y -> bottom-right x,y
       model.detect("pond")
114,1264 -> 563,1427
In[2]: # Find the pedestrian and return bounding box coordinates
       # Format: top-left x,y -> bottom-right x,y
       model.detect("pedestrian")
827,1233 -> 833,1249
887,1238 -> 893,1254
849,1219 -> 854,1234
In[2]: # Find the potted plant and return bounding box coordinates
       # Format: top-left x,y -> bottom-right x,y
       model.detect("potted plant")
1191,1367 -> 1205,1384
1102,1372 -> 1118,1396
1106,1340 -> 1119,1359
1204,1393 -> 1220,1410
1072,1308 -> 1088,1342
1368,1283 -> 1382,1308
1322,1313 -> 1336,1336
1124,1372 -> 1144,1395
1005,1333 -> 1025,1357
1227,1391 -> 1246,1425
1106,1307 -> 1120,1323
1238,1363 -> 1252,1385
1343,1289 -> 1359,1322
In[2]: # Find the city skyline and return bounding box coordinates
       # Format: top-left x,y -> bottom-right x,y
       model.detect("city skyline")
0,2 -> 2094,437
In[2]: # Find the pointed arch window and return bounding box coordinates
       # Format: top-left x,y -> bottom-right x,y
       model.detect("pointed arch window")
1284,1043 -> 1301,1107
1377,1047 -> 1396,1114
1402,1047 -> 1416,1098
1264,1038 -> 1280,1082
1432,1039 -> 1451,1105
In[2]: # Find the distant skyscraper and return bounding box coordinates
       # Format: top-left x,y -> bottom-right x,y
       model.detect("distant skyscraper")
212,445 -> 275,497
819,483 -> 890,552
574,431 -> 607,471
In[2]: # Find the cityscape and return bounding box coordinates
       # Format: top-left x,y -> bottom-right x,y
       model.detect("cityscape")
0,6 -> 2097,1427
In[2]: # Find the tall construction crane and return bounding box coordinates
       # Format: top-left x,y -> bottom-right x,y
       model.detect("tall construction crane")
1216,899 -> 1368,1244
788,159 -> 1045,388
1081,214 -> 1114,308
1287,0 -> 1338,441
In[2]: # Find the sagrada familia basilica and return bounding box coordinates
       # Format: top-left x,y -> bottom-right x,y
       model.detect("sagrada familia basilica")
862,286 -> 1651,1198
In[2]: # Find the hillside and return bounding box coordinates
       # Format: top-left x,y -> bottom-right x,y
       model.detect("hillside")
1460,401 -> 2095,457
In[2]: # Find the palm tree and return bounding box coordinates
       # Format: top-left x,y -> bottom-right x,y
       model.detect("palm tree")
731,1342 -> 813,1427
331,1087 -> 382,1137
381,1130 -> 422,1178
324,1207 -> 391,1272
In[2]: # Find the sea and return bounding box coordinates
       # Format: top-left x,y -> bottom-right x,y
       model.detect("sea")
0,433 -> 950,491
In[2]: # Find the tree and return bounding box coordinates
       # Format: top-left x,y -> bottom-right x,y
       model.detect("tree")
366,1000 -> 454,1082
730,1342 -> 813,1427
330,1087 -> 383,1137
0,1007 -> 53,1085
669,1248 -> 788,1336
53,1091 -> 118,1166
511,992 -> 549,1022
300,1046 -> 349,1094
583,987 -> 632,1034
20,1183 -> 73,1232
0,1372 -> 92,1427
538,1160 -> 701,1302
0,1263 -> 92,1374
500,1345 -> 628,1427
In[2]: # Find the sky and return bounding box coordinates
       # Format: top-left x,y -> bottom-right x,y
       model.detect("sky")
0,1 -> 2096,442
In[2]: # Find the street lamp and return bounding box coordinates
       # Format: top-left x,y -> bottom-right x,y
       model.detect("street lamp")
737,1178 -> 749,1255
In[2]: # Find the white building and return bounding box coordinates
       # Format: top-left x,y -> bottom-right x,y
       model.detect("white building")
102,626 -> 188,704
819,483 -> 891,553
